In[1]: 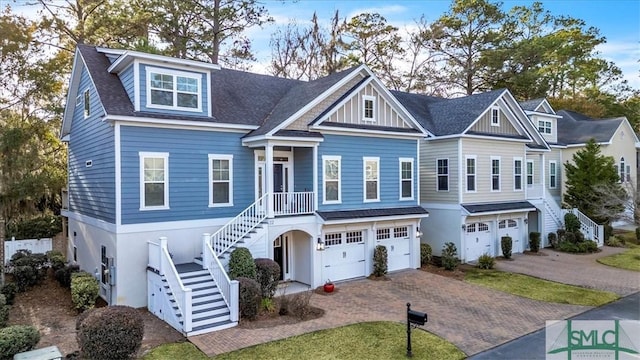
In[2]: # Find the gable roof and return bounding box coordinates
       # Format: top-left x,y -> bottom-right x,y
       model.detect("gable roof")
556,110 -> 625,145
519,98 -> 545,112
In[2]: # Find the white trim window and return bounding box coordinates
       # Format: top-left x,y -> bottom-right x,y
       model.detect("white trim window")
465,156 -> 476,192
400,158 -> 414,200
437,158 -> 449,191
491,156 -> 501,191
619,157 -> 626,183
209,154 -> 233,207
364,157 -> 380,202
526,160 -> 534,187
83,89 -> 91,118
549,160 -> 557,189
491,107 -> 500,126
139,152 -> 169,210
146,67 -> 201,111
362,95 -> 376,121
513,158 -> 523,191
537,120 -> 552,134
323,155 -> 341,204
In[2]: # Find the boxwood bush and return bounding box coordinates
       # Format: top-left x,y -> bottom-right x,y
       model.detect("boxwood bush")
9,250 -> 48,291
501,236 -> 512,259
71,271 -> 99,312
372,245 -> 388,277
441,242 -> 459,270
420,243 -> 432,266
228,247 -> 256,280
237,277 -> 261,320
76,306 -> 144,360
529,232 -> 541,252
0,325 -> 40,360
254,258 -> 280,299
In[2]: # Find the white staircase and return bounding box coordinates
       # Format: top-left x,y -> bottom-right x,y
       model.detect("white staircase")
541,189 -> 604,246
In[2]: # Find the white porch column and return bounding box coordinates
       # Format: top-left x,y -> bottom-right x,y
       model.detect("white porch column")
313,144 -> 318,211
540,154 -> 546,191
266,143 -> 274,218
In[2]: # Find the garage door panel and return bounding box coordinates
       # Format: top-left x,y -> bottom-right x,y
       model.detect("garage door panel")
465,222 -> 493,262
498,219 -> 521,253
322,232 -> 366,282
377,226 -> 412,272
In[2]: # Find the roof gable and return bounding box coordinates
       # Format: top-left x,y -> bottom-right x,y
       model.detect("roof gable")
556,110 -> 627,145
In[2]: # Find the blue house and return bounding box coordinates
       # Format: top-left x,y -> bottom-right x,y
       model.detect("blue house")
60,45 -> 430,335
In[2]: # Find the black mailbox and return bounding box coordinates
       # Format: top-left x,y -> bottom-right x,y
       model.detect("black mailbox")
408,309 -> 427,325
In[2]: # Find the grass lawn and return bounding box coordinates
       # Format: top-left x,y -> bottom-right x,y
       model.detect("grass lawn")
464,269 -> 619,306
597,244 -> 640,272
143,322 -> 465,360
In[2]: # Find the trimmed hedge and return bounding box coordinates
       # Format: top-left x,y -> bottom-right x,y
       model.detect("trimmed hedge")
55,264 -> 80,288
71,272 -> 99,312
254,258 -> 280,299
372,245 -> 388,277
76,306 -> 144,360
529,232 -> 541,252
420,243 -> 432,266
237,277 -> 261,320
564,213 -> 580,233
441,242 -> 459,271
501,236 -> 512,259
0,325 -> 40,360
0,284 -> 16,306
9,251 -> 48,291
228,247 -> 256,280
548,232 -> 558,248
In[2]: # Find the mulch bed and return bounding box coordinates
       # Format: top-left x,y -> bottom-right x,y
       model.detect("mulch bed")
419,263 -> 475,281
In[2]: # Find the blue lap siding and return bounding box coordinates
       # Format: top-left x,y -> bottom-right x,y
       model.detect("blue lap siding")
293,148 -> 313,192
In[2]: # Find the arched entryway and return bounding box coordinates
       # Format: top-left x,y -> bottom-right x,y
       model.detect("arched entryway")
272,230 -> 313,285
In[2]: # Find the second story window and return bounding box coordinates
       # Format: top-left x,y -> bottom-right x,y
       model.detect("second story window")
364,157 -> 379,202
619,157 -> 626,183
549,161 -> 557,189
466,156 -> 476,192
209,154 -> 233,207
363,95 -> 375,121
526,160 -> 534,187
400,158 -> 414,200
437,158 -> 448,191
323,156 -> 341,203
140,152 -> 169,210
491,157 -> 500,191
514,158 -> 522,191
538,120 -> 552,134
147,67 -> 200,111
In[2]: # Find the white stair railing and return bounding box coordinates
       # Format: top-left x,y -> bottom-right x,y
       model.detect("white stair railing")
564,208 -> 604,246
209,193 -> 268,256
157,237 -> 192,333
273,191 -> 314,216
202,233 -> 239,322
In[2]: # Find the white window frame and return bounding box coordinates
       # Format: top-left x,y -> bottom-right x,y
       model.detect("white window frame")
146,66 -> 202,112
399,157 -> 414,200
363,157 -> 380,202
526,159 -> 534,187
491,107 -> 500,126
549,160 -> 557,189
75,94 -> 82,107
436,158 -> 449,192
513,157 -> 523,191
619,157 -> 626,183
538,120 -> 552,134
139,152 -> 169,210
362,95 -> 376,122
323,155 -> 341,204
465,155 -> 477,192
83,89 -> 90,118
208,154 -> 234,207
491,156 -> 501,192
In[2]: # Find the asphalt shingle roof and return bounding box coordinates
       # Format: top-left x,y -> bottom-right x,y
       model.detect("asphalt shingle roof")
317,206 -> 429,221
556,110 -> 623,145
462,201 -> 536,214
518,98 -> 545,112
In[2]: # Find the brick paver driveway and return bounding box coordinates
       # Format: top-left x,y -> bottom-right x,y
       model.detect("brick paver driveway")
495,247 -> 640,296
191,270 -> 589,357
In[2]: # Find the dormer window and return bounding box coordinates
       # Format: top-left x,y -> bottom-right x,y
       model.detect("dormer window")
363,95 -> 375,121
491,107 -> 499,126
538,120 -> 552,134
147,67 -> 201,112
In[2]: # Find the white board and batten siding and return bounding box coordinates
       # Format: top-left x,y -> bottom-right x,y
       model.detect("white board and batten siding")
4,238 -> 53,265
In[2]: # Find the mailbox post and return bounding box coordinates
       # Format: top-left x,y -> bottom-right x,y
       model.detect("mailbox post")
406,303 -> 428,358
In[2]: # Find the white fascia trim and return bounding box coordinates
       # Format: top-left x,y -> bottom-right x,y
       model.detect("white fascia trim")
420,202 -> 461,210
319,213 -> 429,226
537,99 -> 557,114
96,47 -> 126,56
61,49 -> 83,138
62,211 -> 117,233
311,126 -> 427,139
108,50 -> 221,74
463,207 -> 536,217
461,134 -> 532,143
564,141 -> 610,148
133,59 -> 140,111
524,110 -> 562,119
548,144 -> 568,149
312,76 -> 373,126
242,136 -> 324,147
115,123 -> 122,226
106,115 -> 256,132
502,92 -> 551,148
462,90 -> 508,134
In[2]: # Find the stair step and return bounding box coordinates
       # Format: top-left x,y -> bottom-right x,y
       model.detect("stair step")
192,300 -> 227,312
187,319 -> 236,336
193,312 -> 230,324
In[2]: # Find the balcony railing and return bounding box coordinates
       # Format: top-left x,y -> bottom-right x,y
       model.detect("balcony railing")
273,192 -> 314,216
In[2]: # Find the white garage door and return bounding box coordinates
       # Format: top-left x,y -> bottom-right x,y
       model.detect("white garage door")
322,231 -> 366,282
498,219 -> 521,253
464,222 -> 493,262
377,226 -> 412,272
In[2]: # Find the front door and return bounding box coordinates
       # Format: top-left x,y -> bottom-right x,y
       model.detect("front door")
273,234 -> 290,280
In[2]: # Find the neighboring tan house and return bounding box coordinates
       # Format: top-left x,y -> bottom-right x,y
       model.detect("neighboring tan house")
60,45 -> 430,335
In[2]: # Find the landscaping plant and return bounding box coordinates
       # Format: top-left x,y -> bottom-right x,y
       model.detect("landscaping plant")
548,232 -> 558,248
477,253 -> 495,269
0,295 -> 8,328
9,250 -> 48,291
55,264 -> 80,288
501,236 -> 512,259
0,325 -> 40,360
441,242 -> 459,270
0,284 -> 17,306
372,245 -> 388,277
254,258 -> 280,299
529,232 -> 541,252
71,271 -> 99,312
288,291 -> 314,320
228,247 -> 257,280
76,306 -> 144,360
564,213 -> 580,233
420,243 -> 432,266
237,277 -> 261,320
46,250 -> 66,271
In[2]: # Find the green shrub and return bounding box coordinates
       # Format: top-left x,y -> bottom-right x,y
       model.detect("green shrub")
55,264 -> 80,288
501,236 -> 512,259
556,229 -> 567,242
254,258 -> 280,299
76,306 -> 144,360
606,236 -> 625,247
261,298 -> 276,313
71,271 -> 99,312
548,232 -> 558,248
0,295 -> 8,328
477,253 -> 495,269
420,243 -> 432,266
575,231 -> 585,243
558,240 -> 599,253
228,247 -> 256,280
5,214 -> 61,240
9,251 -> 48,291
564,213 -> 580,233
578,241 -> 598,253
372,245 -> 388,277
564,232 -> 577,244
0,325 -> 40,360
604,223 -> 613,242
529,232 -> 541,252
46,250 -> 66,271
288,291 -> 314,320
237,277 -> 261,321
441,242 -> 459,271
0,284 -> 16,306
12,266 -> 38,292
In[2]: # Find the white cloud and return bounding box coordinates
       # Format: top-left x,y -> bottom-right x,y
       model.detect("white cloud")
596,40 -> 640,90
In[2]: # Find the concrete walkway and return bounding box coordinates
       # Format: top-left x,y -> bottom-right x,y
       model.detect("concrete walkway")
190,270 -> 588,357
495,247 -> 640,296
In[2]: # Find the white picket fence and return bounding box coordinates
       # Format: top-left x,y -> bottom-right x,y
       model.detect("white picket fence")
4,238 -> 53,265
